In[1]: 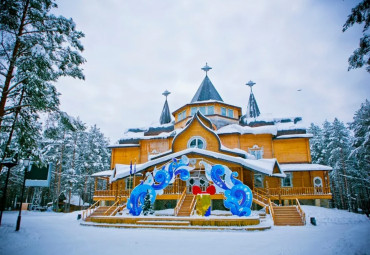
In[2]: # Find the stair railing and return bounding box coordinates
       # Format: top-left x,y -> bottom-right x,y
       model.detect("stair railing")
82,200 -> 100,220
189,195 -> 197,216
174,187 -> 187,216
268,198 -> 275,223
110,202 -> 127,216
295,198 -> 306,225
104,200 -> 119,216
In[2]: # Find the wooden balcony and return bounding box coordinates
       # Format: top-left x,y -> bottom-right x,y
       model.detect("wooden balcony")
93,186 -> 332,201
255,187 -> 332,200
93,186 -> 188,201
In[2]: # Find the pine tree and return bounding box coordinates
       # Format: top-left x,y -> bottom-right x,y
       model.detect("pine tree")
342,0 -> 370,73
349,100 -> 370,215
142,190 -> 154,216
308,123 -> 326,165
327,118 -> 353,210
0,0 -> 85,163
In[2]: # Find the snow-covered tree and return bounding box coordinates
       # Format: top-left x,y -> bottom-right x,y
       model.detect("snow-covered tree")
0,0 -> 85,164
349,100 -> 370,215
308,123 -> 326,165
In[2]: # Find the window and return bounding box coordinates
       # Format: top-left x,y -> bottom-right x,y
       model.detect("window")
281,173 -> 293,187
208,106 -> 214,115
221,107 -> 226,116
200,106 -> 206,115
228,109 -> 234,118
191,107 -> 197,116
254,174 -> 264,188
187,136 -> 206,149
313,177 -> 323,187
248,145 -> 264,159
178,110 -> 186,121
126,177 -> 133,190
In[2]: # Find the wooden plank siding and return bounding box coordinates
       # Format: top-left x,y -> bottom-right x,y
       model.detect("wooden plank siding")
272,138 -> 311,163
110,147 -> 140,168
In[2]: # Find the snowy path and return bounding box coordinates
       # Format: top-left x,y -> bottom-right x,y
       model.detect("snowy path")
0,206 -> 369,255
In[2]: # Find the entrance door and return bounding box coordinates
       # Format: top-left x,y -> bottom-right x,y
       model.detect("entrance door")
186,171 -> 208,193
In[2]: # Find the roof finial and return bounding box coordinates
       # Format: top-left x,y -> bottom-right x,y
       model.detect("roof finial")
201,62 -> 212,75
162,89 -> 171,99
246,80 -> 256,91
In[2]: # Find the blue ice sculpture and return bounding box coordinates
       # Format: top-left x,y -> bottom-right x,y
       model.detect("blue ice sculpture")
127,155 -> 193,216
200,161 -> 253,217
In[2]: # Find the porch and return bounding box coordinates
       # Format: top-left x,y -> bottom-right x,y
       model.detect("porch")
92,186 -> 332,202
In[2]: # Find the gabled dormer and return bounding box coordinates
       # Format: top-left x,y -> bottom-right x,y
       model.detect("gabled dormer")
173,63 -> 241,129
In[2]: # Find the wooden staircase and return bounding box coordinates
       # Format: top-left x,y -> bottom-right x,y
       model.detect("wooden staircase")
176,194 -> 195,217
272,206 -> 305,226
85,206 -> 110,221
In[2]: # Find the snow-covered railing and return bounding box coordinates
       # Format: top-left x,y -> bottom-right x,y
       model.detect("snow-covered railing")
110,203 -> 126,216
174,188 -> 187,216
104,200 -> 119,216
82,200 -> 100,220
268,198 -> 275,222
163,185 -> 186,195
189,195 -> 197,216
295,198 -> 306,225
94,190 -> 131,197
260,187 -> 331,196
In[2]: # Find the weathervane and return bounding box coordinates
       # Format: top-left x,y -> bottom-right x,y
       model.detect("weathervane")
162,90 -> 171,99
246,80 -> 256,91
201,62 -> 212,75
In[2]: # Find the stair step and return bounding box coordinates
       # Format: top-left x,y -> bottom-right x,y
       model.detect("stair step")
136,220 -> 190,226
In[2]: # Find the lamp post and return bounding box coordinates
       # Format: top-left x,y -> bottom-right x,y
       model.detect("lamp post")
0,156 -> 18,226
16,159 -> 31,231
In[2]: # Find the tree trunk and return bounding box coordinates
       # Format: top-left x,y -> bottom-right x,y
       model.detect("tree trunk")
0,0 -> 30,130
0,88 -> 26,176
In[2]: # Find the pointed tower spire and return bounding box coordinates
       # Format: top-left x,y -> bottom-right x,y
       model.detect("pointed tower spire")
246,80 -> 260,118
191,63 -> 223,103
159,90 -> 172,125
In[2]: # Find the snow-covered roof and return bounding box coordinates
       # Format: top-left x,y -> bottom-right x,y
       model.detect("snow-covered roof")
91,170 -> 113,177
280,163 -> 332,171
108,144 -> 140,148
117,128 -> 181,141
217,124 -> 277,135
275,134 -> 313,139
110,147 -> 285,182
63,195 -> 89,206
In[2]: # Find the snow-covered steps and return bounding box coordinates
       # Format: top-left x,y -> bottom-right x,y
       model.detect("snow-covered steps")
80,221 -> 271,231
272,206 -> 305,226
136,220 -> 191,226
87,215 -> 260,227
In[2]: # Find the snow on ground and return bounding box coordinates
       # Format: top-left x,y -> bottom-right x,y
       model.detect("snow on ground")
0,206 -> 369,255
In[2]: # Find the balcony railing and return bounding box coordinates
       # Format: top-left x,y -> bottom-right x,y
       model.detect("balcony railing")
94,190 -> 131,197
94,186 -> 187,198
256,187 -> 331,197
94,186 -> 331,198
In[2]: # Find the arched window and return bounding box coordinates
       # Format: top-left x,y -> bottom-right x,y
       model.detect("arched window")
187,136 -> 207,149
313,177 -> 323,187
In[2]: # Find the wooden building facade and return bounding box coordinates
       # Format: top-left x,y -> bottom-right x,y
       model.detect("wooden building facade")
91,64 -> 332,213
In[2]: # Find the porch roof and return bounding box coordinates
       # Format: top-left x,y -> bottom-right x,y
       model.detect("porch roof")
280,163 -> 332,172
91,170 -> 113,177
109,147 -> 285,182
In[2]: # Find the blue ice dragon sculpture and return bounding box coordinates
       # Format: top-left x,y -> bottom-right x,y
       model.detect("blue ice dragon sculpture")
127,155 -> 194,216
200,161 -> 253,217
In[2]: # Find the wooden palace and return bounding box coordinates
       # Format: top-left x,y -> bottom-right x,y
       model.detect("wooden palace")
86,63 -> 332,227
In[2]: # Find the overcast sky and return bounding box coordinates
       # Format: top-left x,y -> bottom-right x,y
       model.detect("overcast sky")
54,0 -> 369,143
